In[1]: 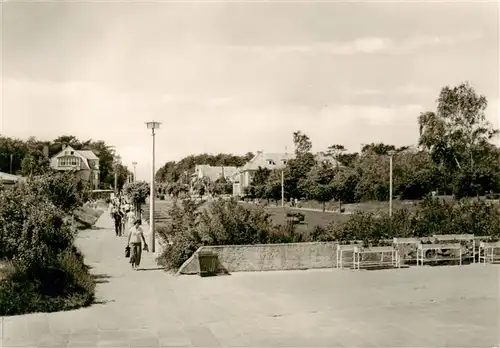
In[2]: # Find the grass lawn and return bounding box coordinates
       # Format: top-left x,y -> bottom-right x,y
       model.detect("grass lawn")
147,199 -> 414,234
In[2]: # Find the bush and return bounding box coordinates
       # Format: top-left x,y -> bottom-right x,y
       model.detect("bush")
156,198 -> 275,271
0,248 -> 95,316
0,172 -> 96,316
0,185 -> 75,265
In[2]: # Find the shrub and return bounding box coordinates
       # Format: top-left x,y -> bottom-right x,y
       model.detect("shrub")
156,198 -> 275,271
0,248 -> 95,316
23,172 -> 91,214
0,172 -> 96,316
0,185 -> 74,265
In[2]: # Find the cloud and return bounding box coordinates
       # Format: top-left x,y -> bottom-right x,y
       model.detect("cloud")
220,33 -> 484,56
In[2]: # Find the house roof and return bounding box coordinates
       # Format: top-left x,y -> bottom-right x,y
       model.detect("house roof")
194,165 -> 239,182
77,150 -> 99,160
239,151 -> 343,172
241,151 -> 295,171
50,146 -> 95,171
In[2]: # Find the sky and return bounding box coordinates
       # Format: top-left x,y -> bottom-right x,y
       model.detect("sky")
1,0 -> 499,181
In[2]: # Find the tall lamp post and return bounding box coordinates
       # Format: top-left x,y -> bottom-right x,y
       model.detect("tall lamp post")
132,161 -> 137,182
146,121 -> 161,253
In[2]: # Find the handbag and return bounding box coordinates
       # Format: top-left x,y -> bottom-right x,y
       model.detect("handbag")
125,245 -> 131,258
143,243 -> 149,252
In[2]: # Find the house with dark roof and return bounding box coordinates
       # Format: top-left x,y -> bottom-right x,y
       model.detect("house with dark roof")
49,146 -> 100,188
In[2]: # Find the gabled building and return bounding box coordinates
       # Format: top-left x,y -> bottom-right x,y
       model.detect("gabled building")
232,150 -> 344,197
192,164 -> 239,183
232,151 -> 295,197
50,146 -> 100,189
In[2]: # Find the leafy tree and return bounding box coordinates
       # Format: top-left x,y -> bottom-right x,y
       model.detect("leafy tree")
20,152 -> 50,176
337,152 -> 359,167
299,162 -> 335,211
123,181 -> 150,214
327,144 -> 346,167
264,170 -> 283,204
286,131 -> 315,199
418,82 -> 499,197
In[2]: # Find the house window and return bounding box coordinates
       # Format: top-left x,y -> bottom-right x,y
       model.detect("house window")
266,160 -> 275,165
281,160 -> 287,165
58,157 -> 80,167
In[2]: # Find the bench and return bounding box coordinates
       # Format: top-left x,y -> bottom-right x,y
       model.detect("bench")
417,243 -> 462,266
353,246 -> 400,270
336,244 -> 357,269
478,241 -> 500,264
393,237 -> 421,265
433,234 -> 475,263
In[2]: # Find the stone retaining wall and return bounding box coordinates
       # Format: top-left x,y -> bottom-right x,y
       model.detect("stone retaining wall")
177,242 -> 339,274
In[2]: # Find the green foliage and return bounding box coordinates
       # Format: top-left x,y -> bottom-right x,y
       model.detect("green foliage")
418,82 -> 499,197
25,172 -> 91,213
156,153 -> 253,183
0,248 -> 95,316
123,181 -> 150,207
317,197 -> 500,246
156,198 -> 276,270
0,134 -> 128,190
0,170 -> 96,315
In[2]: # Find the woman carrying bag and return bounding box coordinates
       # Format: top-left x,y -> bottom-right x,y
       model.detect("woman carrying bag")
126,219 -> 148,270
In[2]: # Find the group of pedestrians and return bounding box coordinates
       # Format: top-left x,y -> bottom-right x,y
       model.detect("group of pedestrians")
109,195 -> 148,270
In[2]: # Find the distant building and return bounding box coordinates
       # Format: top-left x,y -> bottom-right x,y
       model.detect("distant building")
191,165 -> 238,183
232,151 -> 295,197
232,150 -> 343,197
49,146 -> 100,189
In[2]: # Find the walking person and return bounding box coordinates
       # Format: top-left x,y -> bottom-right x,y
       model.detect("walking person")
127,219 -> 148,270
112,207 -> 124,237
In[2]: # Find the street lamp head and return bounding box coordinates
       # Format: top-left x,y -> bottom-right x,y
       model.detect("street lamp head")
146,121 -> 161,130
132,161 -> 137,166
388,150 -> 396,156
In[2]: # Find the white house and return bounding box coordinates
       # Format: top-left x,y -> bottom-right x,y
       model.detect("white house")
50,146 -> 100,189
232,150 -> 343,197
232,151 -> 295,197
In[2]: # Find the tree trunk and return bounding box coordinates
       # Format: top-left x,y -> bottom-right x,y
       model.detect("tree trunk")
322,201 -> 326,212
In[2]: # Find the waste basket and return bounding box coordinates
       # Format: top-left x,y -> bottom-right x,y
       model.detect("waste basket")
197,250 -> 218,277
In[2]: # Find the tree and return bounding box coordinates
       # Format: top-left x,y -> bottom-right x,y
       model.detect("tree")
418,82 -> 499,197
123,181 -> 150,215
327,144 -> 346,167
293,131 -> 312,155
113,163 -> 131,192
327,144 -> 347,210
20,152 -> 49,176
361,143 -> 398,156
250,167 -> 271,199
286,131 -> 315,199
300,163 -> 335,211
264,170 -> 282,204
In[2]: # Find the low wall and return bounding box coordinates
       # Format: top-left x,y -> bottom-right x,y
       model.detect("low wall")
178,242 -> 339,274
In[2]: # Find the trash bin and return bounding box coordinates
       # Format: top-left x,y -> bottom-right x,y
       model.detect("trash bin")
197,250 -> 218,277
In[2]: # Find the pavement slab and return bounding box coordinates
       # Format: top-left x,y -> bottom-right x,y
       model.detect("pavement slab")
1,211 -> 499,347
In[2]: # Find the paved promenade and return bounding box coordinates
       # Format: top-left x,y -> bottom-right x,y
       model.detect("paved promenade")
1,212 -> 499,347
